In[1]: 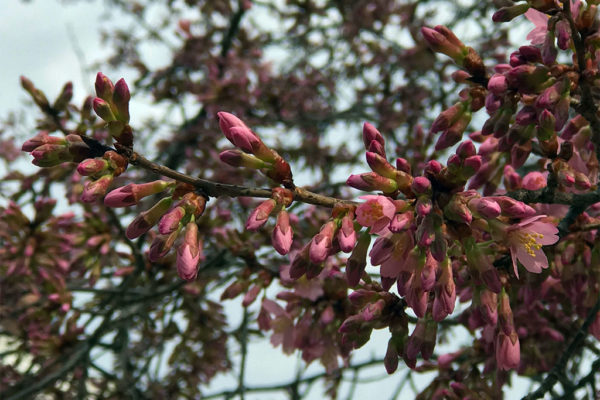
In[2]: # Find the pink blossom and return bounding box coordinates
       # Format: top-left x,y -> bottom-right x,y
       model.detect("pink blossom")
505,215 -> 559,277
524,8 -> 548,45
355,195 -> 396,234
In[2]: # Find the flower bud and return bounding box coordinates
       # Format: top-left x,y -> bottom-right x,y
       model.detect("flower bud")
219,149 -> 266,169
496,331 -> 520,370
112,78 -> 131,123
22,131 -> 66,152
95,72 -> 114,102
105,180 -> 172,208
309,221 -> 337,263
366,151 -> 397,179
126,197 -> 173,239
346,232 -> 370,286
492,3 -> 530,22
347,172 -> 398,193
337,211 -> 357,253
93,97 -> 116,122
77,158 -> 109,176
362,122 -> 386,155
158,206 -> 186,235
245,199 -> 277,231
421,26 -> 465,62
272,209 -> 293,255
176,221 -> 203,280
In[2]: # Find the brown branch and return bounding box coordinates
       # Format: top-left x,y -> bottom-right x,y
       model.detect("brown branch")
522,294 -> 600,400
129,151 -> 356,208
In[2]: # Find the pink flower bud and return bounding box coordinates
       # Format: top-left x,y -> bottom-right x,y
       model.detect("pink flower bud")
337,212 -> 357,252
503,165 -> 521,191
365,151 -> 396,179
562,115 -> 588,140
95,72 -> 114,102
346,232 -> 370,286
148,230 -> 179,261
126,197 -> 173,239
416,198 -> 432,217
245,199 -> 277,231
424,160 -> 443,176
309,221 -> 336,263
389,212 -> 412,233
487,73 -> 508,94
218,111 -> 250,142
81,175 -> 114,203
176,222 -> 203,280
433,259 -> 455,321
506,64 -> 550,94
219,149 -> 266,169
522,171 -> 547,190
421,26 -> 465,61
77,158 -> 109,176
158,206 -> 186,235
347,172 -> 398,194
431,103 -> 462,133
112,78 -> 130,123
496,331 -> 520,370
395,157 -> 411,173
456,140 -> 476,158
362,122 -> 385,154
272,210 -> 293,255
492,3 -> 530,22
462,155 -> 482,175
31,144 -> 71,167
92,97 -> 116,122
105,180 -> 172,207
489,196 -> 536,218
468,197 -> 501,219
22,131 -> 66,152
411,176 -> 432,195
289,243 -> 311,279
229,126 -> 263,154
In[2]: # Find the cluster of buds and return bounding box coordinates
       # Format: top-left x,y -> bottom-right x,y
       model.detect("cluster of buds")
430,100 -> 473,151
290,203 -> 360,281
104,181 -> 205,280
347,122 -> 413,196
93,72 -> 133,147
218,112 -> 293,186
339,286 -> 409,371
77,151 -> 129,203
245,187 -> 295,255
22,132 -> 93,167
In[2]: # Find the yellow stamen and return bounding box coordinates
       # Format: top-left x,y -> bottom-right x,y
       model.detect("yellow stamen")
520,232 -> 544,257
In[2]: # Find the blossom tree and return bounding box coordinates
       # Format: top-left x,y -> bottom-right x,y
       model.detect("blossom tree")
1,0 -> 600,399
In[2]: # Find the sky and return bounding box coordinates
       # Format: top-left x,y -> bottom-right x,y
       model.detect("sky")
1,1 -> 542,398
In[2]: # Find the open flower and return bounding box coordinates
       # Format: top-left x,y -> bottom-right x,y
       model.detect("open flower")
524,8 -> 548,45
355,195 -> 396,234
505,215 -> 559,277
